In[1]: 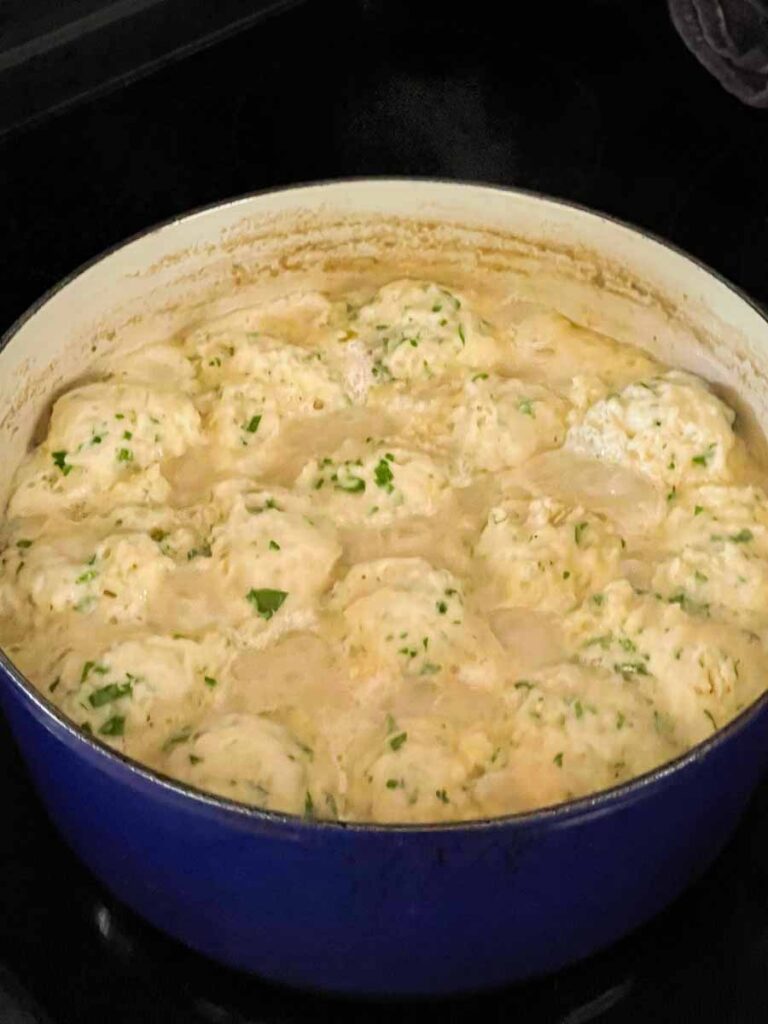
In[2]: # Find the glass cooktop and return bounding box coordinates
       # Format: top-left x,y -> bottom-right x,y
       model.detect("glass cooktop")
0,1 -> 767,1020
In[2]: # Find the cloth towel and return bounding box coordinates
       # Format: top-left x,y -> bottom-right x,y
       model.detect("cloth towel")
669,0 -> 768,106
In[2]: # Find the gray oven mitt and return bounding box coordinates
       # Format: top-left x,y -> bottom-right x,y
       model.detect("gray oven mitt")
668,0 -> 768,106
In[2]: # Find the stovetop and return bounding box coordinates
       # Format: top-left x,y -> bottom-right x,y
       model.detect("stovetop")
1,1 -> 767,1020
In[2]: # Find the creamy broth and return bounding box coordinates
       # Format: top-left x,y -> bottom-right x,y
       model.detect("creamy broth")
2,279 -> 767,823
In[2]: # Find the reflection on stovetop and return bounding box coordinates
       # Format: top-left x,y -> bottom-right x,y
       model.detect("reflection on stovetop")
1,1 -> 768,1021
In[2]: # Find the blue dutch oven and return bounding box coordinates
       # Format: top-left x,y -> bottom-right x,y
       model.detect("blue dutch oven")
1,180 -> 767,995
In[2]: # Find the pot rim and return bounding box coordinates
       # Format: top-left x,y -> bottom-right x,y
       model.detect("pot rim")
3,175 -> 768,834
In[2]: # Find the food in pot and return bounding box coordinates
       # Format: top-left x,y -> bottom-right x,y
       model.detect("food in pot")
2,279 -> 766,822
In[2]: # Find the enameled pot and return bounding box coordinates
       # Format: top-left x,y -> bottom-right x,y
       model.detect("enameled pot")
2,180 -> 768,995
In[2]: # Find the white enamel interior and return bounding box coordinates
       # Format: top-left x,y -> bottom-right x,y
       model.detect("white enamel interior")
2,179 -> 767,505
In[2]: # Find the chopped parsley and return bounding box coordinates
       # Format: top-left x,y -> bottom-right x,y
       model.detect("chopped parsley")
122,430 -> 133,440
189,754 -> 203,766
616,712 -> 626,730
514,680 -> 534,690
694,505 -> 704,516
80,661 -> 109,684
435,789 -> 450,803
99,715 -> 125,737
334,470 -> 366,493
471,372 -> 489,382
163,726 -> 193,751
150,528 -> 168,543
457,324 -> 466,345
730,529 -> 753,543
574,522 -> 589,545
116,448 -> 134,463
187,543 -> 212,560
691,443 -> 716,467
75,568 -> 98,585
553,752 -> 564,767
517,399 -> 535,417
386,778 -> 401,789
419,662 -> 441,675
16,539 -> 33,549
268,539 -> 281,551
389,731 -> 408,751
574,700 -> 584,719
204,676 -> 218,688
246,588 -> 288,619
52,450 -> 72,476
88,681 -> 133,708
245,415 -> 262,434
374,458 -> 395,493
436,600 -> 448,615
304,791 -> 315,818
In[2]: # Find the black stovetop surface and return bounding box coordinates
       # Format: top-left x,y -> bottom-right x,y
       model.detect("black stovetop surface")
1,1 -> 768,1020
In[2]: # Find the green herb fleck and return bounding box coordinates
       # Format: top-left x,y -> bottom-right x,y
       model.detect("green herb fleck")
616,712 -> 626,730
204,676 -> 218,688
574,522 -> 589,545
116,448 -> 134,463
373,458 -> 395,493
163,726 -> 193,751
189,754 -> 203,765
514,680 -> 534,690
88,681 -> 132,708
553,752 -> 564,767
694,505 -> 704,516
691,444 -> 716,467
268,539 -> 281,551
246,588 -> 288,619
52,450 -> 72,476
99,715 -> 125,737
245,415 -> 262,434
122,430 -> 133,440
386,778 -> 401,789
390,731 -> 408,751
76,568 -> 98,585
435,789 -> 450,803
471,372 -> 489,381
16,539 -> 33,549
304,791 -> 315,818
730,529 -> 753,543
518,398 -> 535,418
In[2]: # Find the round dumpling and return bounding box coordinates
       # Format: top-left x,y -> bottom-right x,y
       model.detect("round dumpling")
5,531 -> 174,623
165,712 -> 311,813
652,543 -> 768,632
203,336 -> 349,466
209,487 -> 341,617
449,375 -> 568,474
330,557 -> 503,691
349,280 -> 503,384
345,716 -> 489,823
564,579 -> 767,745
473,663 -> 677,814
57,635 -> 224,754
8,382 -> 200,516
660,484 -> 768,555
295,442 -> 451,526
565,371 -> 737,488
475,497 -> 623,614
